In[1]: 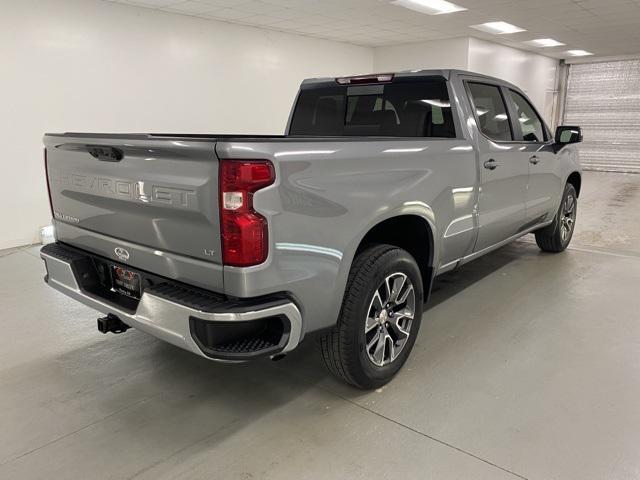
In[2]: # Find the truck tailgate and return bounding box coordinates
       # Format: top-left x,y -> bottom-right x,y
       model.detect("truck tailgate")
43,134 -> 224,291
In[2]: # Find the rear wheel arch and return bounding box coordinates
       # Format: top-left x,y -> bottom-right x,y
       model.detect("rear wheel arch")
354,215 -> 435,299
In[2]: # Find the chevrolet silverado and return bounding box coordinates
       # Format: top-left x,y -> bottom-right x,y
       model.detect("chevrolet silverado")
41,69 -> 582,388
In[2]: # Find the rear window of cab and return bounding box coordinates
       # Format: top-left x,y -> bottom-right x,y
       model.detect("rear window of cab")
289,78 -> 456,138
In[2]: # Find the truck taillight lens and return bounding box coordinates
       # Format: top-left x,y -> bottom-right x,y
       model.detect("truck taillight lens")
44,148 -> 54,217
219,159 -> 275,267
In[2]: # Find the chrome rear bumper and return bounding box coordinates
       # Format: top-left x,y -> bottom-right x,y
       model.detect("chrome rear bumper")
41,244 -> 302,361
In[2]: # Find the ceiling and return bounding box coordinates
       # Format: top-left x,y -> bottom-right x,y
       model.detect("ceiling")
106,0 -> 640,58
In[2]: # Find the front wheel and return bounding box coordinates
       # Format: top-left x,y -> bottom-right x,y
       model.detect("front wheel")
319,244 -> 423,389
535,183 -> 577,253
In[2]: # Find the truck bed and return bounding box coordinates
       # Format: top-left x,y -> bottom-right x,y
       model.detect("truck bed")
45,132 -> 420,142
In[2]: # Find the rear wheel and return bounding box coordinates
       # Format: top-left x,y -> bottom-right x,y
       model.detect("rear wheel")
319,244 -> 423,389
535,183 -> 577,253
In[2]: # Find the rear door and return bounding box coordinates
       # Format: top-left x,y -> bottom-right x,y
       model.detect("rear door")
465,81 -> 529,252
504,89 -> 562,224
44,134 -> 224,291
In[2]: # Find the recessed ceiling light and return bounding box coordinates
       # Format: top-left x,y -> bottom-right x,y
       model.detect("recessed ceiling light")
471,21 -> 526,35
391,0 -> 467,15
523,38 -> 565,48
565,49 -> 593,57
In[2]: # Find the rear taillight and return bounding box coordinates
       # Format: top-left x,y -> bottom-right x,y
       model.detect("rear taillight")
44,148 -> 54,217
219,159 -> 275,267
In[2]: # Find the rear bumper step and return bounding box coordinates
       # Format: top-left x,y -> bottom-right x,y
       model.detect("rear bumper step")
40,243 -> 302,361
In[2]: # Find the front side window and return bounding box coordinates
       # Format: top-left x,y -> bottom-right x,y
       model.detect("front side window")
467,82 -> 513,142
508,90 -> 546,142
289,79 -> 456,138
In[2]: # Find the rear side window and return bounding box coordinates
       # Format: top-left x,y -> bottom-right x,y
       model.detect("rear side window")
289,79 -> 456,137
508,90 -> 547,142
467,82 -> 513,142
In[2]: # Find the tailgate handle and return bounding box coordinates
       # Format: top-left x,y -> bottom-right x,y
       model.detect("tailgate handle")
87,145 -> 123,162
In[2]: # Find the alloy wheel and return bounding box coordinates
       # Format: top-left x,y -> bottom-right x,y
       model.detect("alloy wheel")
364,272 -> 416,367
560,193 -> 576,242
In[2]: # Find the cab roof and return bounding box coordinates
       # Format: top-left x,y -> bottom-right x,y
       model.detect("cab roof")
301,69 -> 522,93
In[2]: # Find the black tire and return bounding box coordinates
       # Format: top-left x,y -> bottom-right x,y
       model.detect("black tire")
318,244 -> 424,389
535,183 -> 577,253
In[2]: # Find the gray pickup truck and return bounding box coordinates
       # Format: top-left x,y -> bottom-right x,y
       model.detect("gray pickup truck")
41,69 -> 582,388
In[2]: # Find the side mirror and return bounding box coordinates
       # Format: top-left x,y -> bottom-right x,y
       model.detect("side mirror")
555,126 -> 582,145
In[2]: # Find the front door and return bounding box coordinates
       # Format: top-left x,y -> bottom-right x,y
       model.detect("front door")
504,88 -> 562,225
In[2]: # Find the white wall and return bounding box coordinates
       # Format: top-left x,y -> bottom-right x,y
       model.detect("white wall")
373,37 -> 470,72
374,37 -> 558,122
467,38 -> 558,123
0,0 -> 373,249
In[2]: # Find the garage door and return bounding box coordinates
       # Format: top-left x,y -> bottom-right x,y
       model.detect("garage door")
564,59 -> 640,173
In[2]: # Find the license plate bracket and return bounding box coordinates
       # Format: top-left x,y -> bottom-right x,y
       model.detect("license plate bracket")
111,265 -> 142,299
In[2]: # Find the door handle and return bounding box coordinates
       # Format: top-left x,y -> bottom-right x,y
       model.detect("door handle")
86,145 -> 124,162
483,159 -> 498,170
529,155 -> 540,165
